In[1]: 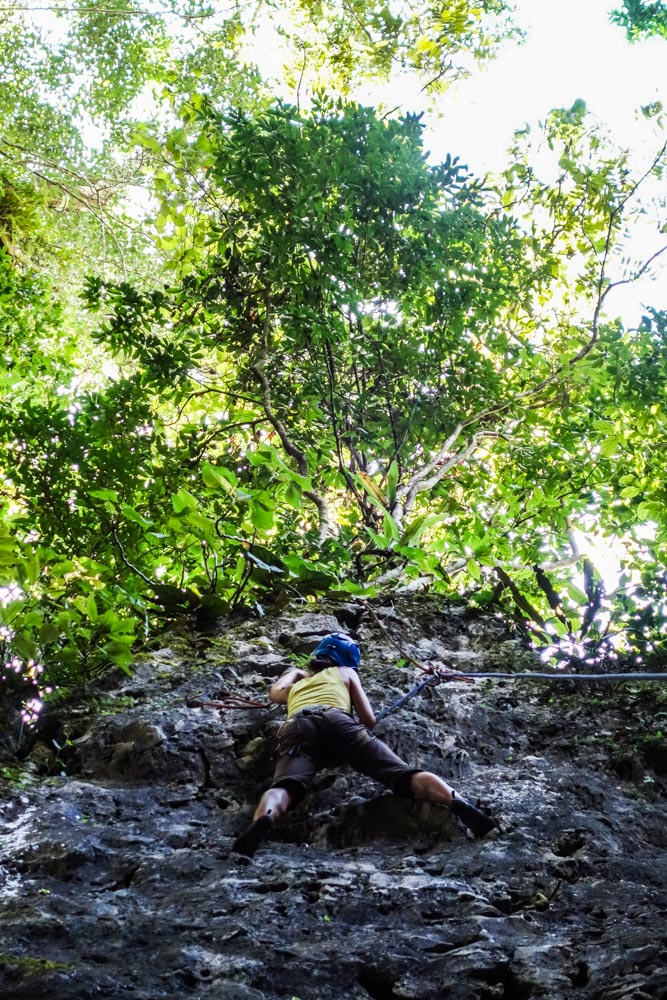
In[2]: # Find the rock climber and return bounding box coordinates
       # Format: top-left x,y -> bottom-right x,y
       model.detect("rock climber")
232,632 -> 496,857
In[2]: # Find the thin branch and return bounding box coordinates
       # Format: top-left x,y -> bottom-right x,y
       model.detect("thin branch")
250,288 -> 336,541
570,141 -> 667,365
323,339 -> 370,518
418,62 -> 452,95
362,320 -> 402,474
340,0 -> 374,44
395,421 -> 464,503
1,141 -> 152,244
605,243 -> 667,295
0,144 -> 152,275
295,40 -> 307,113
250,291 -> 309,479
111,524 -> 156,588
614,141 -> 667,220
0,3 -> 233,18
402,431 -> 506,521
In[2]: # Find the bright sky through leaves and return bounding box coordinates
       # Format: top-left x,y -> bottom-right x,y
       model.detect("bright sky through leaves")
311,0 -> 663,330
429,0 -> 667,173
241,0 -> 666,326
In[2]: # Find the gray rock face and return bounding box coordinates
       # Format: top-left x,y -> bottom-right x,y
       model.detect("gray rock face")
1,597 -> 666,999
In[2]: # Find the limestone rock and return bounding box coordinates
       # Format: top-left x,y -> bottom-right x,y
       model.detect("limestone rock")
0,597 -> 666,1000
278,613 -> 344,652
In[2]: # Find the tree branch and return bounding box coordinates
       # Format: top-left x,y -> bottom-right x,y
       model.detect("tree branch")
111,524 -> 157,588
250,289 -> 336,541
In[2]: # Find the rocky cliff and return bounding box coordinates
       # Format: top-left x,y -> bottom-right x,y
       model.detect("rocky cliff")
1,598 -> 666,1000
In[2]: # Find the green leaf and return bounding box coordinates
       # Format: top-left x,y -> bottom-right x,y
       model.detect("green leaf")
245,551 -> 284,574
72,596 -> 90,617
599,437 -> 619,458
89,489 -> 119,503
398,515 -> 428,547
102,641 -> 134,673
283,480 -> 303,508
172,489 -> 198,514
39,622 -> 60,644
86,594 -> 98,622
17,556 -> 41,586
383,511 -> 400,543
120,504 -> 153,528
13,633 -> 38,661
466,559 -> 482,582
386,460 -> 399,507
250,498 -> 275,533
201,462 -> 238,493
365,526 -> 389,549
637,501 -> 663,521
351,472 -> 387,509
246,448 -> 274,469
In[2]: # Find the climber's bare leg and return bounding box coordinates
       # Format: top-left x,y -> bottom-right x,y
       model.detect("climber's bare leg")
253,786 -> 292,822
410,770 -> 454,804
410,770 -> 496,838
232,786 -> 293,857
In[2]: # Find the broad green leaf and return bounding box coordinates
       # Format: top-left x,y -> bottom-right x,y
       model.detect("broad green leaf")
283,480 -> 303,508
466,559 -> 482,582
13,633 -> 38,661
86,594 -> 99,622
172,490 -> 198,514
599,437 -> 619,458
386,460 -> 399,507
201,462 -> 238,493
245,550 -> 284,574
72,596 -> 90,617
383,511 -> 400,543
120,504 -> 153,528
250,499 -> 275,533
398,515 -> 428,547
89,489 -> 120,503
39,622 -> 60,644
351,472 -> 387,509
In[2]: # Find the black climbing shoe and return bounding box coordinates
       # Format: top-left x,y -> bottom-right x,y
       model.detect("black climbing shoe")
232,815 -> 274,858
450,794 -> 497,838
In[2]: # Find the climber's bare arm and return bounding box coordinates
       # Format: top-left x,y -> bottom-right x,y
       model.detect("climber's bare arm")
342,668 -> 376,730
269,667 -> 308,704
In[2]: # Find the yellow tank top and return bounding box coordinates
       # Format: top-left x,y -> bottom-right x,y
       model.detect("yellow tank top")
287,666 -> 351,718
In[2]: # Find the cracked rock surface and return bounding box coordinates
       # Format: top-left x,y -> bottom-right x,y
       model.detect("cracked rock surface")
1,598 -> 666,999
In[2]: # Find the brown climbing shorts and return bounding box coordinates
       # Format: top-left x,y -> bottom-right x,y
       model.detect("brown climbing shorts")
270,707 -> 421,804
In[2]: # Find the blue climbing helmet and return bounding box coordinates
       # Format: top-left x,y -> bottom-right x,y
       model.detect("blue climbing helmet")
313,632 -> 361,671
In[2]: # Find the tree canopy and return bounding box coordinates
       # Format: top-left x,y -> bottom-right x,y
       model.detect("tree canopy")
611,1 -> 667,40
1,2 -> 666,716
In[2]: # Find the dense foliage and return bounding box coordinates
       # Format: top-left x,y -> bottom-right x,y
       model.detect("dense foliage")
611,0 -> 667,40
1,2 -> 666,718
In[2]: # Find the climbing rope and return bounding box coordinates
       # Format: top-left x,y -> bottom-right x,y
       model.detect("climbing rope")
375,674 -> 444,721
188,665 -> 667,723
186,695 -> 268,711
359,599 -> 667,720
188,670 -> 667,720
185,593 -> 667,719
374,669 -> 667,722
434,671 -> 667,682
